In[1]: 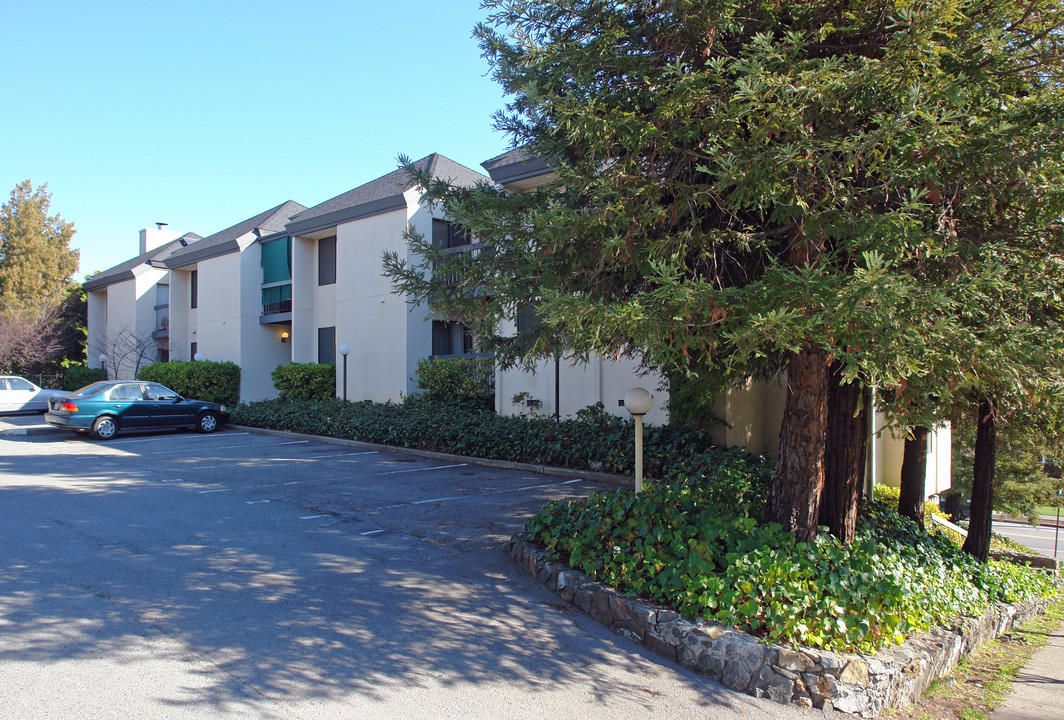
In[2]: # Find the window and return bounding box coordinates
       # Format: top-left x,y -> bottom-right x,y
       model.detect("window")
155,283 -> 169,331
190,270 -> 198,309
157,347 -> 169,363
516,303 -> 542,334
8,377 -> 34,391
190,342 -> 198,359
432,219 -> 471,249
431,320 -> 476,356
432,320 -> 453,356
317,326 -> 336,365
318,236 -> 336,285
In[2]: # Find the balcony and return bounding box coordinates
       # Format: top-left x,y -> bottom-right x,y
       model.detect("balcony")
431,243 -> 484,298
260,282 -> 292,324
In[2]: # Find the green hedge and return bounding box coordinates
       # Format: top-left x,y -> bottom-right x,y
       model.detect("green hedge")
415,356 -> 494,403
60,364 -> 102,391
138,360 -> 240,407
232,396 -> 757,479
271,362 -> 336,400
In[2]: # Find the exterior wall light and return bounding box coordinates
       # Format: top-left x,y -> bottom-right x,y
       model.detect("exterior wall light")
624,387 -> 653,494
281,331 -> 289,343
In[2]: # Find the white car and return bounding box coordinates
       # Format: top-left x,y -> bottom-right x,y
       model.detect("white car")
0,376 -> 65,414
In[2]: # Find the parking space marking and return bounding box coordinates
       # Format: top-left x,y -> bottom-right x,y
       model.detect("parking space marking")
198,489 -> 230,494
360,529 -> 386,536
275,440 -> 310,446
375,462 -> 468,477
300,514 -> 328,520
373,476 -> 584,511
411,477 -> 583,505
246,500 -> 271,505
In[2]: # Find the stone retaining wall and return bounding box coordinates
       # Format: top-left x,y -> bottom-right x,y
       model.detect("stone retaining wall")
509,536 -> 1047,718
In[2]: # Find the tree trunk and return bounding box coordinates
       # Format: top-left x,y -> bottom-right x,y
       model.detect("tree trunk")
819,363 -> 869,544
763,344 -> 832,541
962,398 -> 996,562
898,425 -> 930,530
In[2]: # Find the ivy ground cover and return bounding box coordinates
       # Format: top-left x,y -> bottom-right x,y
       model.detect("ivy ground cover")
525,458 -> 1058,654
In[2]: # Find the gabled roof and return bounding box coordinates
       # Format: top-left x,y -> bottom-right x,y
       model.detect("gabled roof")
83,234 -> 198,292
481,147 -> 551,186
285,153 -> 489,236
164,200 -> 307,269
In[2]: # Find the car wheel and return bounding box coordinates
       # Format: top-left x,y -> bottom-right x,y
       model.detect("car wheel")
91,416 -> 118,440
196,411 -> 219,433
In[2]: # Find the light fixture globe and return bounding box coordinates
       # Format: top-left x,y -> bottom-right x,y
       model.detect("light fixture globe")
339,344 -> 351,356
194,352 -> 205,362
623,387 -> 653,416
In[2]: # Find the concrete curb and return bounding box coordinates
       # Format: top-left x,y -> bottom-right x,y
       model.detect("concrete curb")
0,425 -> 62,437
232,425 -> 633,487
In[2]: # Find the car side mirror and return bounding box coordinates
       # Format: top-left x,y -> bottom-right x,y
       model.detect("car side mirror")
172,396 -> 184,403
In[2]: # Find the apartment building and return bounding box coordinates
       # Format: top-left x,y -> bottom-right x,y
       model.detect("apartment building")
163,201 -> 308,401
84,226 -> 201,380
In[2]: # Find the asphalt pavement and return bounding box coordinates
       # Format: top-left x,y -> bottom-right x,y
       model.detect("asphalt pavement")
0,417 -> 826,720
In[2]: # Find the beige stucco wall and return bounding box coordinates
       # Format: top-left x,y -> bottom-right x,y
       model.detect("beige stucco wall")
496,354 -> 670,426
707,377 -> 787,457
331,205 -> 419,403
87,265 -> 167,380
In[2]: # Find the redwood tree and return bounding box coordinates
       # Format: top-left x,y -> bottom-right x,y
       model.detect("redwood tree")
385,0 -> 1064,542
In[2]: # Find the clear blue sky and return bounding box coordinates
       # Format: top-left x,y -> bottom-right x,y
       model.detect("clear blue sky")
1,0 -> 511,278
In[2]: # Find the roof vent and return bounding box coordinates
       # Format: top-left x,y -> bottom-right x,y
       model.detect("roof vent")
156,222 -> 168,230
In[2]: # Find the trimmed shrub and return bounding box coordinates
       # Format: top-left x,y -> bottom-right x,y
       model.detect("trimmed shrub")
138,360 -> 240,407
415,356 -> 494,403
271,362 -> 336,400
60,364 -> 102,391
232,395 -> 761,479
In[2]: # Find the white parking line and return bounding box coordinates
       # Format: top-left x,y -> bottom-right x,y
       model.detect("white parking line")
199,489 -> 229,494
300,514 -> 328,520
376,463 -> 468,477
246,500 -> 270,505
412,477 -> 583,505
97,432 -> 250,447
360,529 -> 385,536
307,451 -> 380,459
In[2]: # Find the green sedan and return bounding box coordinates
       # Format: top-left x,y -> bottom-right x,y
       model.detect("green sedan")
45,381 -> 230,440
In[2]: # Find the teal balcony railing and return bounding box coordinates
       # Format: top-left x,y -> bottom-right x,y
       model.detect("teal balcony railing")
262,283 -> 292,315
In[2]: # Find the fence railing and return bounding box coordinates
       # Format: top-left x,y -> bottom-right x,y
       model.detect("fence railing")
262,283 -> 292,315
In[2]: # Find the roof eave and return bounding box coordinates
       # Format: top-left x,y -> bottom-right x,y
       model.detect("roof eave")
83,270 -> 136,292
286,194 -> 408,236
163,239 -> 242,269
483,155 -> 552,186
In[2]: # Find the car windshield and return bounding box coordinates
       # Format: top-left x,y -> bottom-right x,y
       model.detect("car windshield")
70,382 -> 109,398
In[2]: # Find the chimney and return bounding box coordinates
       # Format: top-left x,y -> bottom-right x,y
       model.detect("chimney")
140,223 -> 180,254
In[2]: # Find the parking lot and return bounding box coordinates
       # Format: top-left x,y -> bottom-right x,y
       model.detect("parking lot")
0,426 -> 816,720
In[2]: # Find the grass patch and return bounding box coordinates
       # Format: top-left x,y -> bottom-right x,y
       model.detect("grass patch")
888,596 -> 1064,720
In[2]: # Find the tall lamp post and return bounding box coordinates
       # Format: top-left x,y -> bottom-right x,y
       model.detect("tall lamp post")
99,354 -> 107,381
624,387 -> 653,494
338,344 -> 350,402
